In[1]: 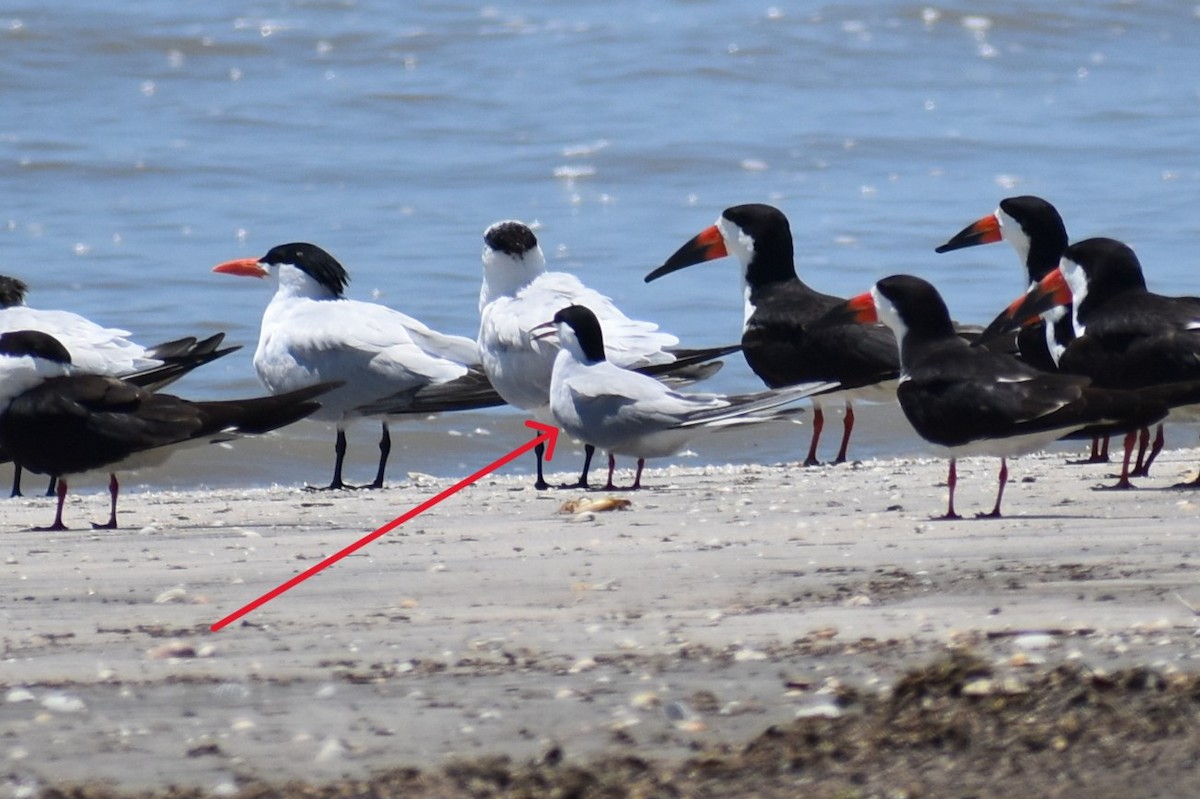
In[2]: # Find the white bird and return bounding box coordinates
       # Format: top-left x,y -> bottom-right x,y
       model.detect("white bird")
478,220 -> 735,489
214,242 -> 504,490
0,274 -> 236,497
536,304 -> 837,490
0,329 -> 333,531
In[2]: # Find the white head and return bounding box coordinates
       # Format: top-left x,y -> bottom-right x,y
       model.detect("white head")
480,220 -> 547,307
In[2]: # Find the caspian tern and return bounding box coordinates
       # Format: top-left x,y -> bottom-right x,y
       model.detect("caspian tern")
479,220 -> 736,489
0,329 -> 336,530
214,242 -> 505,490
534,304 -> 837,490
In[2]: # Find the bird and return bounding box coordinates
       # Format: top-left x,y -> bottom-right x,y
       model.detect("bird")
816,275 -> 1176,518
0,329 -> 336,531
1,273 -> 238,497
979,237 -> 1200,488
534,304 -> 838,490
213,242 -> 506,491
935,196 -> 1116,465
645,203 -> 900,466
478,220 -> 737,490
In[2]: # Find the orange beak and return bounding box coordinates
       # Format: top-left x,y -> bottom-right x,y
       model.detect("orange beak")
976,266 -> 1073,344
212,257 -> 268,278
644,224 -> 729,282
935,213 -> 1002,253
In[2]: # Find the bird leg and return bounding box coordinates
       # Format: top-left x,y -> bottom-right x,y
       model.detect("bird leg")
601,453 -> 620,491
9,464 -> 22,498
977,458 -> 1007,518
559,444 -> 594,489
533,440 -> 549,490
366,422 -> 391,489
92,474 -> 120,530
803,402 -> 824,467
34,478 -> 69,532
1131,426 -> 1152,474
307,428 -> 354,491
833,401 -> 854,465
1071,435 -> 1110,465
631,458 -> 645,490
1131,424 -> 1165,478
1099,430 -> 1138,490
940,458 -> 962,520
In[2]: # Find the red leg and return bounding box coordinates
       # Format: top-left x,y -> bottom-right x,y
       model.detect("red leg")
978,458 -> 1007,518
941,459 -> 962,520
603,453 -> 618,491
631,459 -> 645,490
1133,424 -> 1165,477
1131,427 -> 1151,475
833,401 -> 854,464
92,474 -> 120,530
34,478 -> 69,531
1099,435 -> 1110,461
803,402 -> 824,467
1101,430 -> 1138,490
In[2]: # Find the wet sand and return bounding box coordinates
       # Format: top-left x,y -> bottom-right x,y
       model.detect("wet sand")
4,447 -> 1200,795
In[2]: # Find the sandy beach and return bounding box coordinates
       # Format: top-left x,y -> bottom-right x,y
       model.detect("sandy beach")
4,446 -> 1200,797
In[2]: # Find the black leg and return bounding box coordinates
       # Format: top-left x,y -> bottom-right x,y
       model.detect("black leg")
559,444 -> 594,489
367,422 -> 391,489
533,440 -> 549,490
10,464 -> 22,498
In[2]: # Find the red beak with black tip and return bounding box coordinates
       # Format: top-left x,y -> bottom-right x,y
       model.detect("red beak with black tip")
975,266 -> 1073,345
810,290 -> 879,330
644,224 -> 729,282
935,213 -> 1002,253
212,257 -> 268,279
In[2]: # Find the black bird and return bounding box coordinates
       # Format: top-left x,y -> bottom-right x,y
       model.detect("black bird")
935,196 -> 1122,467
818,275 -> 1179,517
0,273 -> 238,497
646,204 -> 899,466
0,330 -> 336,530
981,237 -> 1200,487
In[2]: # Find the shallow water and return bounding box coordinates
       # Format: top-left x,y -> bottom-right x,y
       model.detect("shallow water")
3,1 -> 1198,490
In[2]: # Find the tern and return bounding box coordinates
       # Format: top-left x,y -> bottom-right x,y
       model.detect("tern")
214,242 -> 505,490
535,304 -> 837,490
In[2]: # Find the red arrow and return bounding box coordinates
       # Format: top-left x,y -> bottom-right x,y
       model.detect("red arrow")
210,420 -> 559,632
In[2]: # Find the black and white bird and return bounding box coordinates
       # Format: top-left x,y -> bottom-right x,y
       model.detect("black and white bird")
534,304 -> 837,490
214,243 -> 505,490
0,273 -> 237,497
934,196 -> 1122,467
645,204 -> 899,466
818,275 -> 1176,517
981,237 -> 1200,487
479,220 -> 735,489
0,330 -> 335,530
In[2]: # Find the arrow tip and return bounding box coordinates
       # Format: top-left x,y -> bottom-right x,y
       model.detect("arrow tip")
524,420 -> 561,461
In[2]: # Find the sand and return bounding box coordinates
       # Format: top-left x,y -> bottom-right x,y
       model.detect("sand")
3,446 -> 1200,795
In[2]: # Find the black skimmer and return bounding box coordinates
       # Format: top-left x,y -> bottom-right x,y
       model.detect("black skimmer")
981,237 -> 1200,487
533,305 -> 837,490
645,203 -> 899,466
1,273 -> 238,496
479,220 -> 737,490
935,196 -> 1115,465
214,242 -> 506,491
0,330 -> 335,530
817,275 -> 1174,517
